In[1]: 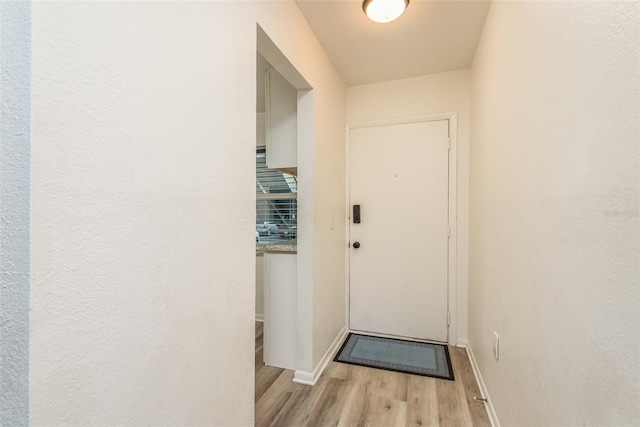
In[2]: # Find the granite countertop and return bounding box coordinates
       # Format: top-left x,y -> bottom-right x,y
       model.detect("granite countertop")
256,239 -> 297,254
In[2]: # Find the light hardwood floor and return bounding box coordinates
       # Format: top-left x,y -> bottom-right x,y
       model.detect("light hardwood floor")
255,322 -> 491,427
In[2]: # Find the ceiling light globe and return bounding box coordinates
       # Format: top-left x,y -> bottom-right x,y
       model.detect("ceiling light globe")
363,0 -> 409,24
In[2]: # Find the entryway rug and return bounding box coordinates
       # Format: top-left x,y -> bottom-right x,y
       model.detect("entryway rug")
334,333 -> 454,381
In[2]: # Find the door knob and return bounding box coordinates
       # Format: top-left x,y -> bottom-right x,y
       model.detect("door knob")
353,242 -> 360,249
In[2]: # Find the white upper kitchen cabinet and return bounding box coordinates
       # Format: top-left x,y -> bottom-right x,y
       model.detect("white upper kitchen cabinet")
265,68 -> 297,173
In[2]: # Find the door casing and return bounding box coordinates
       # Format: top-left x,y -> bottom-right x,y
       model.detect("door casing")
344,113 -> 459,346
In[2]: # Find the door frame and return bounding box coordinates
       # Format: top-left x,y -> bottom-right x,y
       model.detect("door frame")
344,112 -> 459,346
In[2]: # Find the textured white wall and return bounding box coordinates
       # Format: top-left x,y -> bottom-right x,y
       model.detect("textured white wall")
31,3 -> 256,424
0,1 -> 31,425
469,2 -> 639,425
311,75 -> 346,368
346,70 -> 471,344
30,1 -> 345,424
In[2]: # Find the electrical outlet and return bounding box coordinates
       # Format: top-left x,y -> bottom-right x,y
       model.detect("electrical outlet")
493,331 -> 500,361
329,213 -> 334,230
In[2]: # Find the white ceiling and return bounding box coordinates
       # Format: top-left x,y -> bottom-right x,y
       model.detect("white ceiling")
295,0 -> 491,86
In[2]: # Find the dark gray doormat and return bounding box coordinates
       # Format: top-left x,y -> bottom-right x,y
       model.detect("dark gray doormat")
334,333 -> 454,381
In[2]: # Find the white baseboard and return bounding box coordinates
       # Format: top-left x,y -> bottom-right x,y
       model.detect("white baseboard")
293,326 -> 348,386
255,314 -> 264,322
292,370 -> 314,385
466,343 -> 500,427
456,338 -> 468,348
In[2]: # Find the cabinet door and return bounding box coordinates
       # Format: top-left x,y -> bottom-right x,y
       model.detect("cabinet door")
265,69 -> 297,170
256,254 -> 264,322
263,253 -> 297,370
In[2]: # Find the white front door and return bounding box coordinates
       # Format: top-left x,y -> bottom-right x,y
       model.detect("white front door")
349,119 -> 450,342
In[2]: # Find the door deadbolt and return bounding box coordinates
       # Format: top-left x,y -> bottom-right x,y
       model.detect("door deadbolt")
353,242 -> 361,249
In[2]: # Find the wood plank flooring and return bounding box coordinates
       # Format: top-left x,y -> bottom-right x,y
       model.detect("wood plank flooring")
255,322 -> 491,427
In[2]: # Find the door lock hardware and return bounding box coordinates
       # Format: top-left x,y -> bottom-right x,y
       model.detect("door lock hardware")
353,205 -> 361,224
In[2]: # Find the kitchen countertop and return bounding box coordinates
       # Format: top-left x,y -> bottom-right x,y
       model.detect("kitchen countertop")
256,240 -> 297,254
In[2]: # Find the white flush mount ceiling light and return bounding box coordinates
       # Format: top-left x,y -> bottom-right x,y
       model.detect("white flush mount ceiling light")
362,0 -> 410,24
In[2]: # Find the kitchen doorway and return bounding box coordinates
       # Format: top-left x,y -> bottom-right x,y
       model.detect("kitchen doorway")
255,25 -> 314,384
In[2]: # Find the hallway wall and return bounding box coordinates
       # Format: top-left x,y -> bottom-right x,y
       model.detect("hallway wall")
256,3 -> 347,373
30,2 -> 345,425
469,2 -> 639,425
